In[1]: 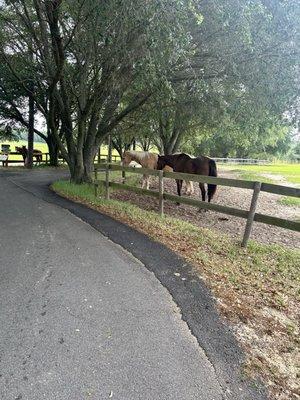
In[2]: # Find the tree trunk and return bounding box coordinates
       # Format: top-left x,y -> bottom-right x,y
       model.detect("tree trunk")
70,161 -> 85,184
163,140 -> 178,155
27,86 -> 34,168
46,134 -> 59,166
82,145 -> 97,183
66,146 -> 85,184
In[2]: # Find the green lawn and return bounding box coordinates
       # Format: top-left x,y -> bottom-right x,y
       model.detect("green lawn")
221,163 -> 300,208
279,196 -> 300,207
222,163 -> 300,185
0,140 -> 48,161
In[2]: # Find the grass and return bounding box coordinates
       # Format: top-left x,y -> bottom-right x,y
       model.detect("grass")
221,163 -> 300,185
96,170 -> 140,186
279,196 -> 300,207
221,163 -> 300,209
235,171 -> 275,183
52,179 -> 300,400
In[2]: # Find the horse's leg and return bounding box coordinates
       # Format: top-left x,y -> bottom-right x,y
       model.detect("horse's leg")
199,183 -> 206,201
141,174 -> 146,188
176,179 -> 183,205
185,180 -> 190,195
146,175 -> 150,190
185,180 -> 194,196
190,181 -> 194,195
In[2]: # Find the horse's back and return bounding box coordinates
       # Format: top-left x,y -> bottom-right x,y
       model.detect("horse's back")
175,153 -> 193,166
172,153 -> 196,173
193,156 -> 217,176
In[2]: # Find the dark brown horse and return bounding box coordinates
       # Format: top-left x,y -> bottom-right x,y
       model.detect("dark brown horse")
157,153 -> 217,202
15,146 -> 43,165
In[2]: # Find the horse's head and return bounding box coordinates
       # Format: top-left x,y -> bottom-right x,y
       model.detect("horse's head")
16,146 -> 27,154
157,155 -> 167,170
122,151 -> 132,166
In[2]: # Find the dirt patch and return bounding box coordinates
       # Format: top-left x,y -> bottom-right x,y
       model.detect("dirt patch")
260,173 -> 287,182
111,170 -> 300,248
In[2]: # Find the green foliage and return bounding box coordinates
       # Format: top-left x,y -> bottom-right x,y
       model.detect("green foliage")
0,0 -> 299,176
0,124 -> 20,141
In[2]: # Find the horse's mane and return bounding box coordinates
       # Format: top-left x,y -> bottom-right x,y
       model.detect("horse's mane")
125,150 -> 158,162
125,150 -> 148,163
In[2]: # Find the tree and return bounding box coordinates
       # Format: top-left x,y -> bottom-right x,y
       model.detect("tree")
0,49 -> 60,165
140,0 -> 300,156
1,0 -> 298,175
0,0 -> 196,181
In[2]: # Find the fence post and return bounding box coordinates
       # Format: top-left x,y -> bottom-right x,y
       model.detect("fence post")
105,163 -> 110,200
158,170 -> 164,217
94,167 -> 98,197
242,181 -> 261,247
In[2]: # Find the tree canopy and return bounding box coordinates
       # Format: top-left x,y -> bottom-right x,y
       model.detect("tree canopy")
0,0 -> 299,178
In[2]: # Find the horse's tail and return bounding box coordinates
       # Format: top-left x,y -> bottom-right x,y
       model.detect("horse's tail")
208,159 -> 217,201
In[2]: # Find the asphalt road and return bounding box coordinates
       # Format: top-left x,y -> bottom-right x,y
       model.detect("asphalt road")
0,172 -> 223,400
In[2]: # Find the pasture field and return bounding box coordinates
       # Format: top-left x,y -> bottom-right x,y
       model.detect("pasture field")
0,140 -> 48,159
0,140 -> 122,161
220,163 -> 300,207
221,163 -> 300,185
52,179 -> 300,400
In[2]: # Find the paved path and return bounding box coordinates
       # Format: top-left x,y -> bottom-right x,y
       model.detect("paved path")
0,172 -> 223,400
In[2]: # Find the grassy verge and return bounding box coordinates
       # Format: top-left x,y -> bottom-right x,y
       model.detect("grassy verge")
52,180 -> 300,400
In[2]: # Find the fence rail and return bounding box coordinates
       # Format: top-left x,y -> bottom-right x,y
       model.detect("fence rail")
97,154 -> 121,163
94,162 -> 299,246
95,163 -> 300,246
1,152 -> 51,166
0,153 -> 70,166
212,157 -> 271,164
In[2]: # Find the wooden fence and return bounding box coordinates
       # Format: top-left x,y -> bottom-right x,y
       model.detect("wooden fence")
97,154 -> 268,165
97,153 -> 121,163
0,153 -> 71,166
94,163 -> 300,246
1,152 -> 50,166
212,157 -> 270,165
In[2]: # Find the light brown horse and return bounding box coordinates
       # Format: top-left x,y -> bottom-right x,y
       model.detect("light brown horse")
122,150 -> 194,194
